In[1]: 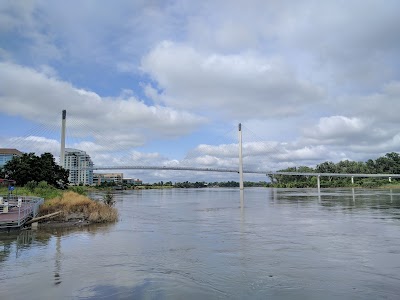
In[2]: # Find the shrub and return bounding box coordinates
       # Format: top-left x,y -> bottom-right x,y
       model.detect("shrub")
103,190 -> 115,207
68,186 -> 87,195
25,180 -> 37,192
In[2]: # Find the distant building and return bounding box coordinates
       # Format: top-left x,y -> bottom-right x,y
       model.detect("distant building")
63,148 -> 93,185
0,148 -> 23,168
92,173 -> 142,186
93,173 -> 123,185
123,178 -> 142,186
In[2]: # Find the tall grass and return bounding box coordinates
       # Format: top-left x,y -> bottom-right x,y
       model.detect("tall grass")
40,191 -> 118,223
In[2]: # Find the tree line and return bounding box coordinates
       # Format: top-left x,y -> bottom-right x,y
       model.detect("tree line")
269,152 -> 400,188
150,181 -> 268,188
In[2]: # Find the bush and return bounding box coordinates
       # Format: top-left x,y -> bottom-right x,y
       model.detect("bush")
68,186 -> 87,195
103,190 -> 115,207
25,180 -> 38,192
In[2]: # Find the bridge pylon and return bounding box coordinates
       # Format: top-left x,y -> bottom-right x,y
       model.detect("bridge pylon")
60,109 -> 66,168
238,123 -> 244,190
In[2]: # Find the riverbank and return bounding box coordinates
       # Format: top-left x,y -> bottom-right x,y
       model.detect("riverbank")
37,191 -> 118,227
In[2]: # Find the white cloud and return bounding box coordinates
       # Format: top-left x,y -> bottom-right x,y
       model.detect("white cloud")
141,41 -> 324,119
304,116 -> 367,140
6,136 -> 60,156
0,62 -> 207,149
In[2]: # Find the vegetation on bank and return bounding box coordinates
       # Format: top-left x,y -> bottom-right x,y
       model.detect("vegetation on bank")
39,191 -> 118,223
270,152 -> 400,188
0,180 -> 63,199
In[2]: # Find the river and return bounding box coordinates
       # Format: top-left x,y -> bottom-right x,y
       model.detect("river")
1,188 -> 400,299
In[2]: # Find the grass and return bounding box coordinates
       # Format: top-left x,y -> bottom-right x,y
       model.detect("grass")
379,183 -> 400,189
39,191 -> 118,223
0,182 -> 62,199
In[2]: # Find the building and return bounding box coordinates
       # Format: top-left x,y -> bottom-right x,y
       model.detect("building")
93,173 -> 123,185
0,148 -> 23,168
123,178 -> 142,186
63,148 -> 93,185
92,173 -> 142,186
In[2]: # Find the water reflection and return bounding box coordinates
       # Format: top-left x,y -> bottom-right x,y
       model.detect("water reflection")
0,223 -> 115,268
54,234 -> 62,285
0,230 -> 51,262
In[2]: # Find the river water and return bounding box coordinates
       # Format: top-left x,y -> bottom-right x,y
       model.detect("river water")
1,188 -> 400,299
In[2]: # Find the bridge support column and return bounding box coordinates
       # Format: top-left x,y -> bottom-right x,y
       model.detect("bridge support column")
238,123 -> 244,190
351,176 -> 354,184
60,110 -> 66,168
317,175 -> 320,194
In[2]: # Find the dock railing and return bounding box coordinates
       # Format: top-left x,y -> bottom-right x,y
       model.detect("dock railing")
0,195 -> 44,228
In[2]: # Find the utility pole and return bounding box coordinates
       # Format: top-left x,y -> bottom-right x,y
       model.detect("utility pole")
238,123 -> 244,190
60,110 -> 66,168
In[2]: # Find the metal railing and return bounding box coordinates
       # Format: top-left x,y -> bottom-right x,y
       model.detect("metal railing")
0,195 -> 44,228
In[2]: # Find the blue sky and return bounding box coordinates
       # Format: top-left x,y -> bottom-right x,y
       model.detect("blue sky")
1,0 -> 400,183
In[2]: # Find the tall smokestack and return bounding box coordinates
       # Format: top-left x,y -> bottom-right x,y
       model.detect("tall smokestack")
60,110 -> 66,168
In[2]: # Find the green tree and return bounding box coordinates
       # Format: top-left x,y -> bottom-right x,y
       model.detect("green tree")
375,152 -> 400,173
3,152 -> 69,188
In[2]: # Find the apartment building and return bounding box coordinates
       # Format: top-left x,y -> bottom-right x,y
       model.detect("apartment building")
63,148 -> 93,185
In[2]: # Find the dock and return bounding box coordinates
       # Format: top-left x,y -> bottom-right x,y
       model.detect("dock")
0,195 -> 44,229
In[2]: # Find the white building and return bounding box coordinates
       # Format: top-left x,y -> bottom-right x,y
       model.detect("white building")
63,148 -> 93,185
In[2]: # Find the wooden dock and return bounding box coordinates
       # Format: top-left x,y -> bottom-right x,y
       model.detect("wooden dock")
0,196 -> 44,229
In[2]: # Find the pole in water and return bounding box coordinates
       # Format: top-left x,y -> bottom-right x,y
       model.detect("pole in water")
60,110 -> 66,168
238,123 -> 244,190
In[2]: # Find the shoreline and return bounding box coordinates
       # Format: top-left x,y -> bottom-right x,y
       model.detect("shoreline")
37,218 -> 92,228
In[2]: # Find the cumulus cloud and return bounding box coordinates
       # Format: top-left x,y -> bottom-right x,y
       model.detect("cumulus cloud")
0,61 -> 206,151
6,136 -> 60,156
141,41 -> 324,119
183,140 -> 338,173
304,116 -> 367,141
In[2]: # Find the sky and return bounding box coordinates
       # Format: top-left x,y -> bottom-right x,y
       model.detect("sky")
1,0 -> 400,183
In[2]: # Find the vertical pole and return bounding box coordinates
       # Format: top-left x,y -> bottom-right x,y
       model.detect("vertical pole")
317,175 -> 320,194
238,123 -> 244,190
60,110 -> 66,168
351,176 -> 354,184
